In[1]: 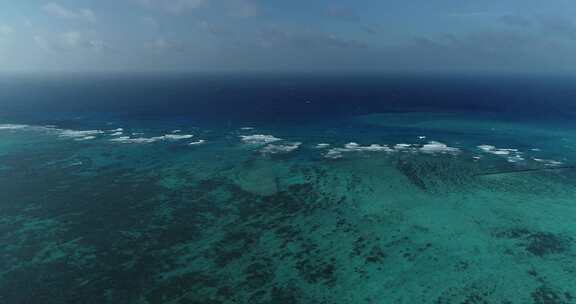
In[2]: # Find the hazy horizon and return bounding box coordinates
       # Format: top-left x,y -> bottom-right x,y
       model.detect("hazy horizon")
2,1 -> 576,73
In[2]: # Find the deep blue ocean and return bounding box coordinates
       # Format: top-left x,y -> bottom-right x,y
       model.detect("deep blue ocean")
1,74 -> 576,303
2,73 -> 576,124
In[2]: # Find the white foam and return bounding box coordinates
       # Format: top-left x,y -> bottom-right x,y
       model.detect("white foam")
59,130 -> 104,139
534,158 -> 563,166
479,144 -> 528,163
507,155 -> 525,163
343,142 -> 393,152
0,124 -> 29,130
109,128 -> 124,132
110,133 -> 194,144
478,145 -> 496,152
323,142 -> 394,159
161,134 -> 194,140
110,136 -> 157,144
189,140 -> 206,145
75,136 -> 96,141
110,132 -> 123,136
241,127 -> 255,130
260,142 -> 302,154
324,149 -> 344,159
478,145 -> 523,159
420,141 -> 460,154
171,130 -> 182,133
418,136 -> 427,140
240,134 -> 282,145
394,143 -> 413,150
315,143 -> 331,149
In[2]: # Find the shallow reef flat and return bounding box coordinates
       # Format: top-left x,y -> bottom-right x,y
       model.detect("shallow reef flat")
1,114 -> 576,304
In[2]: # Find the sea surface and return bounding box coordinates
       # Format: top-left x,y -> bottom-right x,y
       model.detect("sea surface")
1,73 -> 576,303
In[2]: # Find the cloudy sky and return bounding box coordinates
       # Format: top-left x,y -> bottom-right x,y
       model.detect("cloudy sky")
1,0 -> 576,72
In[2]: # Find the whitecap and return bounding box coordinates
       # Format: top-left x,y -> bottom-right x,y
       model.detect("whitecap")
110,136 -> 157,144
189,140 -> 206,145
507,155 -> 525,163
394,143 -> 413,150
420,141 -> 460,154
478,145 -> 521,157
75,136 -> 96,141
59,130 -> 104,139
110,133 -> 194,144
260,142 -> 301,154
0,124 -> 29,130
315,143 -> 331,149
161,134 -> 194,140
343,142 -> 393,152
534,158 -> 563,166
324,150 -> 344,159
323,142 -> 394,159
240,134 -> 282,145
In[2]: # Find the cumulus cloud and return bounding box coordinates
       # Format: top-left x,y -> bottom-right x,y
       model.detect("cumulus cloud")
43,2 -> 96,22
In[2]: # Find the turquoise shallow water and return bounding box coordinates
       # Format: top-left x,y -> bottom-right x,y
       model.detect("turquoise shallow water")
1,110 -> 576,304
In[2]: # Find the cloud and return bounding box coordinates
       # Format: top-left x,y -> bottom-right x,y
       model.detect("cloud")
499,15 -> 533,27
136,0 -> 207,14
43,2 -> 96,22
257,27 -> 368,50
137,0 -> 257,17
0,25 -> 14,35
140,17 -> 159,30
33,36 -> 49,51
226,0 -> 258,18
34,31 -> 107,52
361,24 -> 382,35
325,7 -> 360,22
146,37 -> 185,52
538,16 -> 576,40
199,21 -> 234,37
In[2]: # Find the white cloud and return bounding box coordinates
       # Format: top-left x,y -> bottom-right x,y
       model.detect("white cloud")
60,31 -> 106,51
43,3 -> 96,22
137,0 -> 257,17
137,0 -> 207,14
33,35 -> 51,50
0,25 -> 14,35
146,37 -> 184,51
33,31 -> 108,52
61,31 -> 82,47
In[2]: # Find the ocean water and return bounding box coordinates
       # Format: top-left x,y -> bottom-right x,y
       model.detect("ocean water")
1,74 -> 576,303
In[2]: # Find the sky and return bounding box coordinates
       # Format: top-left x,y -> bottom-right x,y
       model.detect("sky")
1,0 -> 576,73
